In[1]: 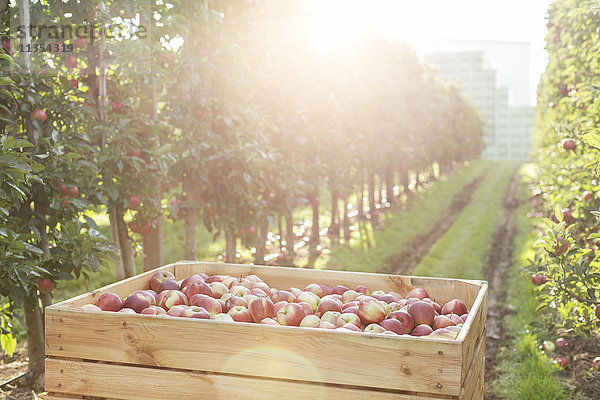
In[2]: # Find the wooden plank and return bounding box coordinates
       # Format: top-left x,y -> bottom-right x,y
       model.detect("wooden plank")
52,264 -> 176,309
174,262 -> 486,307
45,307 -> 464,396
459,334 -> 485,399
46,358 -> 455,400
459,285 -> 488,383
44,393 -> 84,399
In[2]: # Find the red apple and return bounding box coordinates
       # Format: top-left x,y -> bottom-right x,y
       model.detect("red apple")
408,301 -> 436,327
118,308 -> 137,314
229,277 -> 252,290
81,304 -> 102,312
209,282 -> 229,298
212,313 -> 235,322
370,290 -> 385,300
332,285 -> 349,295
319,284 -> 333,296
562,139 -> 575,151
259,317 -> 279,325
156,279 -> 180,293
316,298 -> 343,317
336,312 -> 361,328
320,311 -> 341,325
315,321 -> 336,330
273,290 -> 294,303
531,274 -> 543,285
355,285 -> 370,295
379,294 -> 396,304
296,291 -> 320,313
69,78 -> 78,89
555,357 -> 567,367
38,277 -> 55,294
150,270 -> 175,292
406,288 -> 429,300
245,274 -> 262,285
431,328 -> 458,339
273,300 -> 287,315
387,310 -> 415,333
225,296 -> 248,311
229,285 -> 251,298
242,294 -> 259,306
300,314 -> 321,328
339,323 -> 362,332
380,318 -> 409,334
96,292 -> 123,312
190,294 -> 222,317
182,281 -> 212,298
228,305 -> 253,322
124,292 -> 153,313
595,305 -> 600,320
342,290 -> 361,304
251,288 -> 269,297
167,305 -> 188,317
206,275 -> 225,283
31,109 -> 47,122
297,301 -> 314,316
357,296 -> 387,325
75,36 -> 87,48
181,306 -> 210,319
304,283 -> 324,297
248,297 -> 275,323
252,281 -> 272,296
556,338 -> 568,348
441,299 -> 468,316
342,301 -> 358,310
364,323 -> 386,334
287,287 -> 302,297
433,315 -> 455,330
276,303 -> 307,326
556,236 -> 568,255
141,305 -> 166,315
157,290 -> 188,310
65,55 -> 77,68
411,324 -> 434,336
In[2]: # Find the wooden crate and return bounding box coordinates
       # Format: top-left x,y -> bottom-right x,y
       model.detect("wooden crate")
45,261 -> 487,400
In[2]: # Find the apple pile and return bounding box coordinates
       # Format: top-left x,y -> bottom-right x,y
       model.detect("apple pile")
82,271 -> 471,339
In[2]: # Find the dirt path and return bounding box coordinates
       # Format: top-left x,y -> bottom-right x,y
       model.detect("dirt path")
383,172 -> 488,275
482,169 -> 520,399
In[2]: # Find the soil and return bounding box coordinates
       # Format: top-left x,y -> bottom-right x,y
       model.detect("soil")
481,168 -> 519,399
383,172 -> 488,274
0,345 -> 39,400
554,332 -> 600,399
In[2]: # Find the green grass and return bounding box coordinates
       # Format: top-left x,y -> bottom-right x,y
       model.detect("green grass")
492,164 -> 572,399
413,161 -> 520,280
323,159 -> 493,273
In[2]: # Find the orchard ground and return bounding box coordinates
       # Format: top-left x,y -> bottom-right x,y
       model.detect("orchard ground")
0,159 -> 595,399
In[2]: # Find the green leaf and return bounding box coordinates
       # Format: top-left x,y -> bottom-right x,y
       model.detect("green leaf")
583,132 -> 600,149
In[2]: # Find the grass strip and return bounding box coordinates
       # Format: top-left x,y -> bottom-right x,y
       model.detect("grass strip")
325,159 -> 493,273
413,161 -> 519,280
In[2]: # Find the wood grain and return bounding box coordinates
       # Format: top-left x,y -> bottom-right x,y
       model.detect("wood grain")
45,358 -> 456,400
46,307 -> 463,396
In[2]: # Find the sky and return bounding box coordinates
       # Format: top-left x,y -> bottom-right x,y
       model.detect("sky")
311,0 -> 553,105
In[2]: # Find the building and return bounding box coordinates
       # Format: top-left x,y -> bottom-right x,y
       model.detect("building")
423,50 -> 533,160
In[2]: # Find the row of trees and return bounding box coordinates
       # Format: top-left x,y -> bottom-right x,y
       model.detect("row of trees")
0,0 -> 483,382
531,0 -> 600,333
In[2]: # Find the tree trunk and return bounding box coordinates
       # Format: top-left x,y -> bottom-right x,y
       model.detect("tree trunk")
328,187 -> 340,243
109,208 -> 125,280
284,210 -> 296,261
142,74 -> 164,270
342,196 -> 350,243
116,205 -> 136,277
377,174 -> 384,205
309,197 -> 320,248
385,168 -> 394,205
225,229 -> 236,263
24,294 -> 44,384
415,170 -> 421,190
357,179 -> 364,217
367,173 -> 375,213
254,217 -> 268,264
183,176 -> 198,260
400,167 -> 409,196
